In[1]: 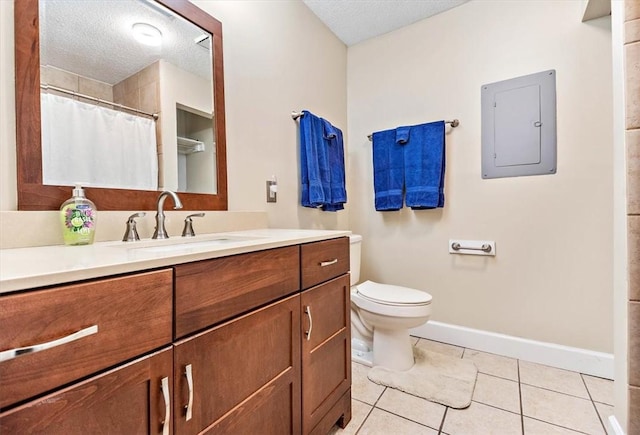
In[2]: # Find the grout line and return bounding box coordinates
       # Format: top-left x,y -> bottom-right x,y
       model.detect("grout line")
518,359 -> 525,434
438,407 -> 448,434
370,406 -> 445,433
524,416 -> 593,435
519,381 -> 593,401
580,373 -> 609,434
353,397 -> 377,435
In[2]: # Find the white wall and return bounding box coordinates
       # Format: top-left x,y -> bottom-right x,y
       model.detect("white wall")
347,1 -> 614,352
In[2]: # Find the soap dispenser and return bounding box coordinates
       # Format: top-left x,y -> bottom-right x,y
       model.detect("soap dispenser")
60,184 -> 97,245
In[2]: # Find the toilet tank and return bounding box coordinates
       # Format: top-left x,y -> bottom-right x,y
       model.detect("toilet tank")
349,234 -> 362,286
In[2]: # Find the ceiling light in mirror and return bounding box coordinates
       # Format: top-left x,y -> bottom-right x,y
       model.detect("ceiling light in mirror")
132,22 -> 163,46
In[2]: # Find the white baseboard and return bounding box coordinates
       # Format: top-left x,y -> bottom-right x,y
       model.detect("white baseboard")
608,415 -> 626,435
410,321 -> 614,379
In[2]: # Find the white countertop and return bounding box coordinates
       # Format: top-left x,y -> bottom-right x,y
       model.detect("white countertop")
0,229 -> 351,294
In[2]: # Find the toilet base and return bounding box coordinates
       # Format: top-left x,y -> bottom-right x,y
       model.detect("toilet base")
351,338 -> 373,367
373,328 -> 414,371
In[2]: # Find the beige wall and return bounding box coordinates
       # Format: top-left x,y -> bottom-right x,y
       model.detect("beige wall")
193,0 -> 349,230
347,1 -> 614,352
0,0 -> 349,235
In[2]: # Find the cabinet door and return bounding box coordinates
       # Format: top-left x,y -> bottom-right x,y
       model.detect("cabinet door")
0,347 -> 173,435
301,275 -> 351,434
174,294 -> 301,435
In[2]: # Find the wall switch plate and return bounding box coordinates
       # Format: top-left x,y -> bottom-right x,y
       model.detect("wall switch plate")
266,180 -> 277,203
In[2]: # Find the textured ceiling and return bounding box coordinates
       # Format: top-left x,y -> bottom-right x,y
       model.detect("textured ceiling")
302,0 -> 470,46
40,0 -> 212,85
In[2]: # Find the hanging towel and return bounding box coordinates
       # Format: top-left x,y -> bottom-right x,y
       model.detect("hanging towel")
299,110 -> 347,211
321,119 -> 347,211
300,110 -> 329,207
403,121 -> 446,209
372,128 -> 404,211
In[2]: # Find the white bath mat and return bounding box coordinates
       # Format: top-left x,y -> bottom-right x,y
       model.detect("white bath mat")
367,346 -> 478,409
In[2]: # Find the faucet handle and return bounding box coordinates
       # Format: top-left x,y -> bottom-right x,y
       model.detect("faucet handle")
182,213 -> 205,237
122,212 -> 146,242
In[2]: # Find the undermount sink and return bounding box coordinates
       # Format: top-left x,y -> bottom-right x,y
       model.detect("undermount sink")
114,234 -> 263,254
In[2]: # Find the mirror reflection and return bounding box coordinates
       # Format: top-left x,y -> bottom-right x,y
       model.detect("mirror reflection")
39,0 -> 216,194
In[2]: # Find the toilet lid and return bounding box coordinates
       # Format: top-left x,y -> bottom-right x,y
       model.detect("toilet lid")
356,280 -> 432,306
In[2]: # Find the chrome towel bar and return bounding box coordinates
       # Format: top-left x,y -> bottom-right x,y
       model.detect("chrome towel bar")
367,119 -> 459,141
451,242 -> 492,253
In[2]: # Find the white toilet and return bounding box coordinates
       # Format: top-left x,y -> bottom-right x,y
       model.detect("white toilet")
349,234 -> 432,371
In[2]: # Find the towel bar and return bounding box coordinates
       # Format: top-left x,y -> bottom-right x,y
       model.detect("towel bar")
367,119 -> 459,141
451,242 -> 492,253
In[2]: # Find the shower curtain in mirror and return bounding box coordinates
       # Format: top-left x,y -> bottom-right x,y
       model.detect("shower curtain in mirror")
41,93 -> 158,190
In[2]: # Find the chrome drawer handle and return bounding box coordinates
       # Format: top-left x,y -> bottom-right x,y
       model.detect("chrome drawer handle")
319,259 -> 338,267
185,364 -> 194,421
161,377 -> 170,435
0,325 -> 98,362
304,306 -> 313,341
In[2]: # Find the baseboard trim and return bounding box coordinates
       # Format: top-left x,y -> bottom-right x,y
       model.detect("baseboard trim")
410,321 -> 614,379
608,415 -> 626,435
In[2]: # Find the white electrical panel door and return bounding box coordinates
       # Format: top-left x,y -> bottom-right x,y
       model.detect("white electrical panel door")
494,85 -> 541,167
481,70 -> 556,179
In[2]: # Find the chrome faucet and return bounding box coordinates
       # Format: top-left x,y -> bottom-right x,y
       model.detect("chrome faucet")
152,191 -> 183,239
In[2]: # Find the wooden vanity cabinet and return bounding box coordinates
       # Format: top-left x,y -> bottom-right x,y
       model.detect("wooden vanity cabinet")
1,236 -> 351,434
173,294 -> 301,435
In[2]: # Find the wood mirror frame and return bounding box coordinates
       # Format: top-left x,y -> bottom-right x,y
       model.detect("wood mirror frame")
14,0 -> 227,210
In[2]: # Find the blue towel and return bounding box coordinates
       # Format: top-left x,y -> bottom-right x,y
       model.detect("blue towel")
321,119 -> 347,211
300,110 -> 328,207
403,121 -> 445,209
299,110 -> 347,211
372,128 -> 404,211
371,121 -> 446,211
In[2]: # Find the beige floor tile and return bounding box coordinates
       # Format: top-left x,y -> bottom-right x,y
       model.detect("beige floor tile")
442,401 -> 521,435
329,399 -> 372,435
472,373 -> 521,414
357,408 -> 438,435
523,417 -> 584,434
582,375 -> 614,405
521,384 -> 605,434
462,349 -> 519,381
375,387 -> 446,430
352,362 -> 386,405
415,339 -> 464,358
594,402 -> 614,435
519,361 -> 589,398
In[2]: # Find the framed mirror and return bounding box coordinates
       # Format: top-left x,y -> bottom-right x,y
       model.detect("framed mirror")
15,0 -> 227,210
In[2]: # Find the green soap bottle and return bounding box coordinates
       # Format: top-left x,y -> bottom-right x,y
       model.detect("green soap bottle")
60,184 -> 97,245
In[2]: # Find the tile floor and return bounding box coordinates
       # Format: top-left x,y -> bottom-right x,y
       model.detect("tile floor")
331,338 -> 614,435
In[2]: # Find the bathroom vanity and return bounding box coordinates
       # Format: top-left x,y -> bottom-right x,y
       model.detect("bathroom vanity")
0,229 -> 351,434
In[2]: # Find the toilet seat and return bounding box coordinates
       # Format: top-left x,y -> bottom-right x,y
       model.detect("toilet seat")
356,280 -> 432,307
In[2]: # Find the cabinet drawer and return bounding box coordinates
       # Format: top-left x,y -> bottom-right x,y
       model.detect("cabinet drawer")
0,269 -> 173,409
175,246 -> 300,338
301,237 -> 349,289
